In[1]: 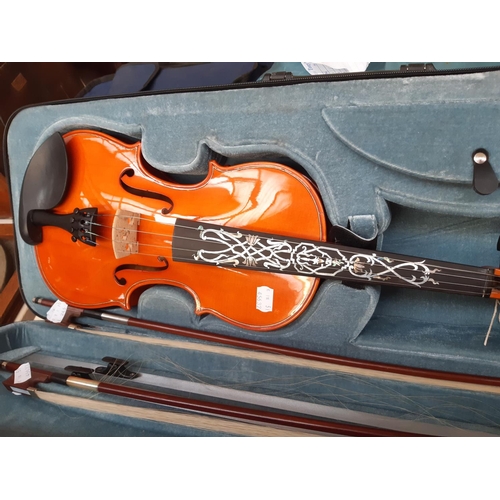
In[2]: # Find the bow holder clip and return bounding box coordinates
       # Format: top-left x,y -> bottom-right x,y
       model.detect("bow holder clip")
64,357 -> 138,380
472,149 -> 498,195
64,366 -> 94,379
94,357 -> 138,380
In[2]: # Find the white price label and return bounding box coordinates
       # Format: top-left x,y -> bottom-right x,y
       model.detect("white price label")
46,300 -> 68,324
256,286 -> 274,313
14,362 -> 31,384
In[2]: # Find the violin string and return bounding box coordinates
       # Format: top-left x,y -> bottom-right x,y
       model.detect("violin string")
92,221 -> 204,245
90,214 -> 496,283
94,213 -> 495,279
166,256 -> 494,297
89,219 -> 496,288
84,229 -> 495,295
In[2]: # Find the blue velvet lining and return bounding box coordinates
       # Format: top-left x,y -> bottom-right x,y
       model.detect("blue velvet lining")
1,322 -> 499,436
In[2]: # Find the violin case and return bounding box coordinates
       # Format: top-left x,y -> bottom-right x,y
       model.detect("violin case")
3,63 -> 500,436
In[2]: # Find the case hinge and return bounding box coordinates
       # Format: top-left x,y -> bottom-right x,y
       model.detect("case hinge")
399,63 -> 437,72
262,71 -> 295,82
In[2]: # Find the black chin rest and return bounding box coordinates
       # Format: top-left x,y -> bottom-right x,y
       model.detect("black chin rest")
19,133 -> 69,245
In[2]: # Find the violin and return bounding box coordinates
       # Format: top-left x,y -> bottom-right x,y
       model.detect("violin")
20,130 -> 500,331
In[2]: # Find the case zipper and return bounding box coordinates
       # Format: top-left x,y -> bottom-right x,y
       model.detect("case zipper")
256,64 -> 500,86
103,64 -> 500,98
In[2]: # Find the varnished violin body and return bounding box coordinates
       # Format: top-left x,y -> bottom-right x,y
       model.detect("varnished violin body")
32,130 -> 326,331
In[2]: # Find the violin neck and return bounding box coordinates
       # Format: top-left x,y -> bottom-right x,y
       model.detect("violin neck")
172,218 -> 499,299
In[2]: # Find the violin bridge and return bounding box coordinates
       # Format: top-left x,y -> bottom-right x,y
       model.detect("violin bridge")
112,209 -> 140,259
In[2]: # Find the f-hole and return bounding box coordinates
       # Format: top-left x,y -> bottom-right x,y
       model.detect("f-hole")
120,169 -> 174,214
114,256 -> 169,285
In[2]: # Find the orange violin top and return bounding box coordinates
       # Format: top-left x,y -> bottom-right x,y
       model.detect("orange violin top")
34,130 -> 326,331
